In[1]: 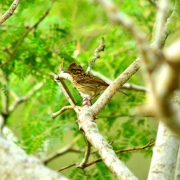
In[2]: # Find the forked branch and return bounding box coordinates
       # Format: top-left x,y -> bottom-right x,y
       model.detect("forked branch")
57,141 -> 155,172
87,37 -> 106,74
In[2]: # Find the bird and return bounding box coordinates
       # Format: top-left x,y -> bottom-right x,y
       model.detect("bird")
63,62 -> 127,100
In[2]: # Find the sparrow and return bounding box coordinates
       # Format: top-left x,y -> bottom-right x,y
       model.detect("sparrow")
64,62 -> 127,100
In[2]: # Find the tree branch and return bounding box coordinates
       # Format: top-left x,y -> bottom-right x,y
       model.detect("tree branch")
77,106 -> 138,179
54,75 -> 78,109
87,37 -> 106,74
57,141 -> 155,172
77,140 -> 91,168
159,0 -> 179,49
0,0 -> 21,25
148,123 -> 179,179
51,106 -> 74,119
85,141 -> 155,169
152,0 -> 170,49
0,137 -> 67,180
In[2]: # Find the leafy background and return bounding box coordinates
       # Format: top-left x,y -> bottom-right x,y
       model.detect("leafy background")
1,0 -> 178,179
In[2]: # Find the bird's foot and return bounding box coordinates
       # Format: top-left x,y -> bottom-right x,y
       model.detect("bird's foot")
82,97 -> 92,106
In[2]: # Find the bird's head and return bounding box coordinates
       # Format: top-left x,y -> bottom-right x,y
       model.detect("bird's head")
67,62 -> 84,76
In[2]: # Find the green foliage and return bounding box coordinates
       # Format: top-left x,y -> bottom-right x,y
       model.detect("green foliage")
1,0 -> 179,179
70,163 -> 113,180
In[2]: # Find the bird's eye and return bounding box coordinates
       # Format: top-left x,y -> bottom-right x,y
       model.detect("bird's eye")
71,69 -> 76,73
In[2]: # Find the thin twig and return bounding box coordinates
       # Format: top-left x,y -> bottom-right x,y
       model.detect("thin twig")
83,140 -> 155,168
122,83 -> 147,92
51,105 -> 74,119
0,0 -> 21,25
152,0 -> 170,49
91,140 -> 114,154
87,37 -> 106,74
57,140 -> 155,172
0,6 -> 52,68
159,0 -> 179,49
54,76 -> 77,107
77,140 -> 91,168
57,164 -> 76,172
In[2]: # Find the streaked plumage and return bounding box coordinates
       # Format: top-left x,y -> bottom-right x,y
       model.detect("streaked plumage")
66,62 -> 126,99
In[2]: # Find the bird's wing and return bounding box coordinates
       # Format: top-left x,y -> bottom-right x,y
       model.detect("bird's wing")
77,75 -> 108,87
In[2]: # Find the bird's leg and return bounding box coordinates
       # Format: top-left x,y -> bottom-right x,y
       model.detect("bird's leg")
81,93 -> 100,106
89,93 -> 100,101
82,97 -> 92,106
81,94 -> 92,106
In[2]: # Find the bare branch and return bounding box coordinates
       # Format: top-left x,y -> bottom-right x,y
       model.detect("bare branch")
155,40 -> 180,138
77,106 -> 138,179
57,164 -> 76,172
57,140 -> 155,172
77,140 -> 91,168
54,75 -> 77,108
0,137 -> 67,180
137,39 -> 180,139
148,123 -> 179,179
85,141 -> 155,169
0,0 -> 21,25
51,106 -> 74,119
159,0 -> 179,49
87,37 -> 106,74
122,83 -> 147,92
152,0 -> 170,49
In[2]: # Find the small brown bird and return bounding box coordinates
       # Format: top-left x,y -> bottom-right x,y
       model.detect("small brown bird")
65,62 -> 127,100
